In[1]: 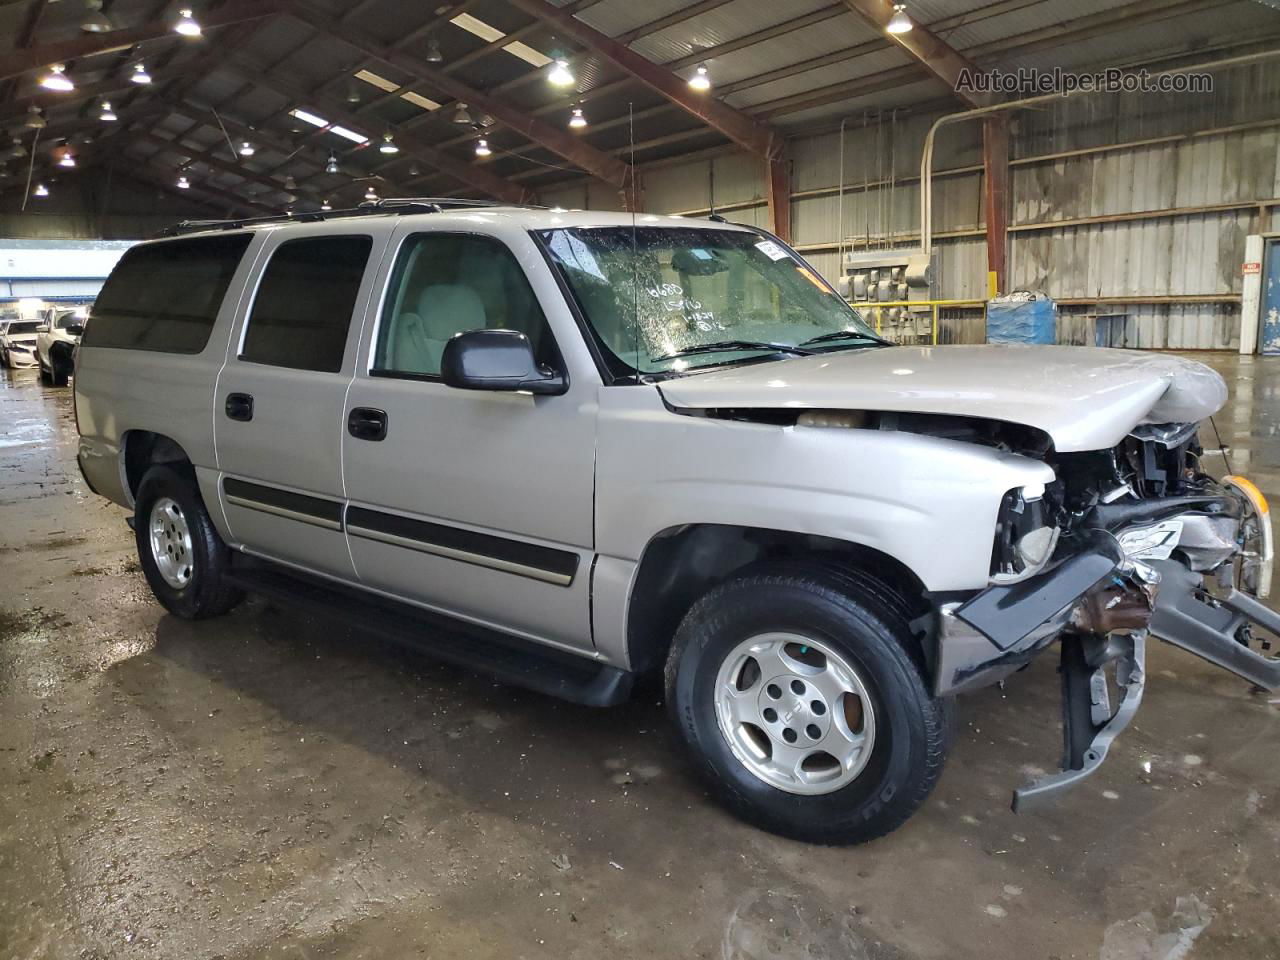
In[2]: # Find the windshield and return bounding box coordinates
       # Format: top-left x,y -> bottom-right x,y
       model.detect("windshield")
537,226 -> 882,376
6,321 -> 40,334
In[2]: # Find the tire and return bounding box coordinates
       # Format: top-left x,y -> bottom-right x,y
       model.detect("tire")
665,560 -> 953,845
134,464 -> 244,620
38,361 -> 51,384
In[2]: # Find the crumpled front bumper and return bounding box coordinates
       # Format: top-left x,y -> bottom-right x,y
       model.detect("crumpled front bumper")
933,480 -> 1278,808
4,343 -> 38,367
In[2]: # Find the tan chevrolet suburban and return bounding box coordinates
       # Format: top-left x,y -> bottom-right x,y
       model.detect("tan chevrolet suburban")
74,199 -> 1278,844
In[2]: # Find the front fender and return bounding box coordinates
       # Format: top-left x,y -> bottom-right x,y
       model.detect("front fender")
595,388 -> 1053,592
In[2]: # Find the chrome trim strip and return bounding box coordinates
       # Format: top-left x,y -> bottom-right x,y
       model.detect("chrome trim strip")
347,523 -> 574,586
225,494 -> 343,531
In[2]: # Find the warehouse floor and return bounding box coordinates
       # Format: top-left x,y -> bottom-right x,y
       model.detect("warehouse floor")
1,353 -> 1278,960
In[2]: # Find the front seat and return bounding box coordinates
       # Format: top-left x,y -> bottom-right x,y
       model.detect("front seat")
390,284 -> 487,374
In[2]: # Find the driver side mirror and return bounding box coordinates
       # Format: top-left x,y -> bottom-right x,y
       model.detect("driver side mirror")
440,329 -> 566,396
65,323 -> 84,337
35,324 -> 49,333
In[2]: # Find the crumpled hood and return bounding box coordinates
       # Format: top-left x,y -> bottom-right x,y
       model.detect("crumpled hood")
656,345 -> 1227,453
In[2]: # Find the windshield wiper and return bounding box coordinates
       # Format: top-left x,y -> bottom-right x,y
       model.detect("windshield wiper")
650,339 -> 815,364
799,329 -> 890,348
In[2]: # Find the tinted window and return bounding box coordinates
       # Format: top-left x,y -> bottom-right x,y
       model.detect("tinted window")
241,235 -> 372,372
82,234 -> 252,353
373,233 -> 555,378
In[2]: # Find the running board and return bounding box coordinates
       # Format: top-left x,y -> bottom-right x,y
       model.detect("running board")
225,556 -> 633,707
1147,560 -> 1280,690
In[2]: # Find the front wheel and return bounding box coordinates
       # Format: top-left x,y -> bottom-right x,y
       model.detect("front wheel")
134,465 -> 244,619
665,562 -> 952,845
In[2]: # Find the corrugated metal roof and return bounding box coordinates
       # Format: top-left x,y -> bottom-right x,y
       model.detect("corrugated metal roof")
4,0 -> 1278,210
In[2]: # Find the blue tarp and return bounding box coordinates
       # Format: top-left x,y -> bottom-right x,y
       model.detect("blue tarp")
986,295 -> 1056,344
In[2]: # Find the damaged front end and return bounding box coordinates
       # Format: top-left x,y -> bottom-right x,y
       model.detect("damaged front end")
933,423 -> 1278,809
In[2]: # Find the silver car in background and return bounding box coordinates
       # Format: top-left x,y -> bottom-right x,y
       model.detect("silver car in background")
72,201 -> 1279,844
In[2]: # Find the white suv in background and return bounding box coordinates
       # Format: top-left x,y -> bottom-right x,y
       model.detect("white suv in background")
36,307 -> 86,386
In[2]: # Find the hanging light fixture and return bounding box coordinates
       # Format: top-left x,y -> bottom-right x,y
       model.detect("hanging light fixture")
474,138 -> 491,157
688,63 -> 711,91
547,58 -> 574,87
174,7 -> 201,36
379,133 -> 399,154
284,174 -> 297,191
325,153 -> 339,175
568,106 -> 587,129
887,4 -> 912,34
59,151 -> 76,168
131,63 -> 152,84
25,106 -> 46,130
40,64 -> 75,92
452,102 -> 473,125
98,101 -> 117,122
320,199 -> 332,211
80,0 -> 114,33
177,174 -> 190,189
238,140 -> 255,157
8,138 -> 27,160
364,185 -> 378,201
424,32 -> 443,63
33,183 -> 49,198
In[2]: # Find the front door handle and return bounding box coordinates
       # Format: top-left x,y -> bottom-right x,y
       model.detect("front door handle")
347,407 -> 388,441
225,392 -> 254,421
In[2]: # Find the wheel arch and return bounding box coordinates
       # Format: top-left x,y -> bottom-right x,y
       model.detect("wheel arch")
123,430 -> 195,498
625,523 -> 929,674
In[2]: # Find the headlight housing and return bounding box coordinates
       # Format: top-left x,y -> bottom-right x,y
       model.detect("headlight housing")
991,484 -> 1059,583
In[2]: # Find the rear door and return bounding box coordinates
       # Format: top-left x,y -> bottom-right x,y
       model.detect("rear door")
340,222 -> 599,650
214,226 -> 389,578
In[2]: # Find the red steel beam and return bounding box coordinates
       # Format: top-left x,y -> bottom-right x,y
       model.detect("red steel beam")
0,0 -> 281,82
504,0 -> 783,161
982,115 -> 1010,296
839,0 -> 995,109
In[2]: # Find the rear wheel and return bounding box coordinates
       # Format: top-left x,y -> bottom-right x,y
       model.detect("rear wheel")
134,465 -> 243,619
666,561 -> 952,845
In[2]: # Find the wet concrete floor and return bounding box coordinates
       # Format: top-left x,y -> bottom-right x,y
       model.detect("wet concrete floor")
1,352 -> 1278,960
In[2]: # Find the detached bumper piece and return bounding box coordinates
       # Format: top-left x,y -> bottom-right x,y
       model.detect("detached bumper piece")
1012,633 -> 1145,811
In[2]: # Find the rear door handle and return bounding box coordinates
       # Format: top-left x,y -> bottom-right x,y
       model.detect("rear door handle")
225,392 -> 254,421
347,407 -> 388,441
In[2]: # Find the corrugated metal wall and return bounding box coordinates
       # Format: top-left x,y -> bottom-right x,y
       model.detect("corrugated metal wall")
547,58 -> 1280,350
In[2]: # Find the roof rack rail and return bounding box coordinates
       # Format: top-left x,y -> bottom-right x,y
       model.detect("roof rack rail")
154,197 -> 546,237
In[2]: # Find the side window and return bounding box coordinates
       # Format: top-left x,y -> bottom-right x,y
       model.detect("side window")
240,235 -> 372,373
82,233 -> 252,353
373,233 -> 555,378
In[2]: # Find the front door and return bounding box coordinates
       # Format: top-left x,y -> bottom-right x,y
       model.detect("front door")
341,226 -> 598,650
215,228 -> 386,578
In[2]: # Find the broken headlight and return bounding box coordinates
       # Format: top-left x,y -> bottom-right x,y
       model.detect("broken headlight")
991,484 -> 1060,583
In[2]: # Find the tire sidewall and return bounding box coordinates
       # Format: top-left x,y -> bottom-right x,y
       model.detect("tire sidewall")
670,574 -> 935,841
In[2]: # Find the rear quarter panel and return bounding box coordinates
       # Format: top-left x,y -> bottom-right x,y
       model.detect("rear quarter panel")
74,233 -> 269,510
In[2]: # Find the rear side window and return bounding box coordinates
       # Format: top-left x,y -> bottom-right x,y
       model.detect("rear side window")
240,235 -> 372,373
82,234 -> 252,353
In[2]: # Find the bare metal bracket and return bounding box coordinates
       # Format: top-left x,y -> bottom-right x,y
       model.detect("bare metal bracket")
1012,633 -> 1146,812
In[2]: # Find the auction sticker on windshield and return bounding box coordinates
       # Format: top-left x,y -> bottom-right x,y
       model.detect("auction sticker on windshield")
754,240 -> 791,261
